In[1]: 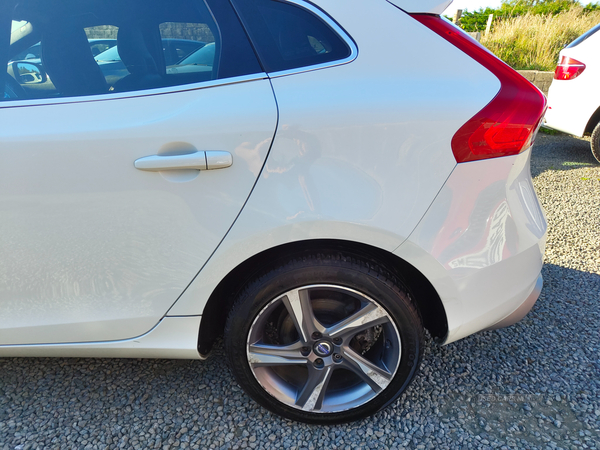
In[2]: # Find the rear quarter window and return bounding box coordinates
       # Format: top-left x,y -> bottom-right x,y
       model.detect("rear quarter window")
231,0 -> 351,73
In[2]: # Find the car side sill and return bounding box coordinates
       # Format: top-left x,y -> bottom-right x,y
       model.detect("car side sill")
0,316 -> 203,360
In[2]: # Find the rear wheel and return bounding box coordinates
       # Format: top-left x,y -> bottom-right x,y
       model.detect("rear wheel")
591,121 -> 600,163
224,252 -> 424,424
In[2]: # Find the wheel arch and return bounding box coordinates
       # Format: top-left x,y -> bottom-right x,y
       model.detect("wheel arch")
197,239 -> 448,356
584,105 -> 600,135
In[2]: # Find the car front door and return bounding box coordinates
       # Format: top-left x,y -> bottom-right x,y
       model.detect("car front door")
0,0 -> 277,345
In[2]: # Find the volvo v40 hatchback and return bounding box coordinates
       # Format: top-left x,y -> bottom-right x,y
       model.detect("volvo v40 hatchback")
1,0 -> 547,423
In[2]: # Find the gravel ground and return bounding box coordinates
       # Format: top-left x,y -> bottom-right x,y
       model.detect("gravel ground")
1,132 -> 599,450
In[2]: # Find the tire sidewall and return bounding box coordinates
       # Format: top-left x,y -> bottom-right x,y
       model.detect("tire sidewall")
225,255 -> 423,424
591,122 -> 600,164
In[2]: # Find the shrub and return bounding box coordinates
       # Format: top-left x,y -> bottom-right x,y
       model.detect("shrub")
480,7 -> 600,70
459,1 -> 600,32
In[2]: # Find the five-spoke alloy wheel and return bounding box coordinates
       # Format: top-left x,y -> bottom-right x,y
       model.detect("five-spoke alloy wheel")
225,252 -> 423,423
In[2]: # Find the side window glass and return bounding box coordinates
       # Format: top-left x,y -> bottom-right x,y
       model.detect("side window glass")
231,0 -> 351,73
160,23 -> 214,64
9,44 -> 40,61
159,22 -> 217,84
3,0 -> 261,103
85,27 -> 119,57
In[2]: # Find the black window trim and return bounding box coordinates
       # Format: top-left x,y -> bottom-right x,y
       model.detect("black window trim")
241,0 -> 358,79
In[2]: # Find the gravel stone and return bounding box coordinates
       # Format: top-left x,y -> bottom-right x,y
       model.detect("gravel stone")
0,133 -> 599,449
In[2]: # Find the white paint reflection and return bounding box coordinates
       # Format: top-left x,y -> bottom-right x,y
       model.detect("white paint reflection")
448,200 -> 510,269
235,137 -> 273,178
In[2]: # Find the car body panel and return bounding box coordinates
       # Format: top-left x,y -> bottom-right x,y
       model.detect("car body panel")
396,149 -> 547,343
545,30 -> 600,137
167,0 -> 501,317
0,76 -> 277,345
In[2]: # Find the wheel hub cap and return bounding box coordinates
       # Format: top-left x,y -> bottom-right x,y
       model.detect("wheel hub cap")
313,340 -> 333,357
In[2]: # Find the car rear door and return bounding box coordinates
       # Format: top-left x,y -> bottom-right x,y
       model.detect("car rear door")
0,0 -> 277,345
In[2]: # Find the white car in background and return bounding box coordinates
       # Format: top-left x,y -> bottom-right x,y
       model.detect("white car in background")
545,23 -> 600,162
1,0 -> 547,423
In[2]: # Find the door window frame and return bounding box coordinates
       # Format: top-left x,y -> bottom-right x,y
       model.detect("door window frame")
2,0 -> 265,109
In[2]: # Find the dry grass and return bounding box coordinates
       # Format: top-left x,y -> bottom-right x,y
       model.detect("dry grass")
481,7 -> 600,71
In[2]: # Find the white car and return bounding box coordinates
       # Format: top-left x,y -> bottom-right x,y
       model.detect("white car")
545,23 -> 600,162
1,0 -> 547,423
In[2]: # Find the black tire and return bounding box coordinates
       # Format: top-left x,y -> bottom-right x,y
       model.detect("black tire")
591,122 -> 600,164
224,251 -> 424,424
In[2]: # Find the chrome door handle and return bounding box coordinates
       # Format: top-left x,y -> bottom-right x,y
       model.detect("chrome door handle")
134,152 -> 207,171
134,151 -> 232,172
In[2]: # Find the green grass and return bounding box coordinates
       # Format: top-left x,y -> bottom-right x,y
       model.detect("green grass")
563,161 -> 594,166
481,7 -> 600,70
539,127 -> 561,135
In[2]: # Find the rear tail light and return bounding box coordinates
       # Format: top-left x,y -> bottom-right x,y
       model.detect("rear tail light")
410,14 -> 547,163
554,56 -> 586,80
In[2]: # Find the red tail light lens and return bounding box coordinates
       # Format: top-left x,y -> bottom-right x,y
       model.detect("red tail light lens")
410,14 -> 547,163
554,56 -> 586,80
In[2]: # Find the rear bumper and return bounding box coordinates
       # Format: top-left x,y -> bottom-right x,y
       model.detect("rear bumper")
485,273 -> 542,331
544,109 -> 586,137
545,78 -> 598,137
395,149 -> 547,344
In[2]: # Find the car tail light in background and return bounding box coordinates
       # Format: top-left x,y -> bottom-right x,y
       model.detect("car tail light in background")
410,14 -> 547,163
554,56 -> 586,80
